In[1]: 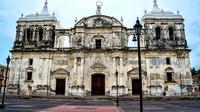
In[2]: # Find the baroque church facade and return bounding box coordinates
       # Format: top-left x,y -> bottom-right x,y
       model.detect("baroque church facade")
8,0 -> 192,96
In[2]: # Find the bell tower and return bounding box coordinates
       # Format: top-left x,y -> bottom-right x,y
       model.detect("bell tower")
142,0 -> 187,49
13,0 -> 58,50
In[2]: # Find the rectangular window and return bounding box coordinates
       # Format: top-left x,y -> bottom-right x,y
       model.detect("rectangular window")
167,73 -> 172,82
96,39 -> 101,49
166,58 -> 171,65
29,58 -> 33,65
27,72 -> 32,80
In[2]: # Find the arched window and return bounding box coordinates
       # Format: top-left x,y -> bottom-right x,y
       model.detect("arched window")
78,38 -> 82,46
26,67 -> 33,81
39,27 -> 43,41
26,28 -> 31,41
23,31 -> 26,42
95,39 -> 101,49
168,27 -> 174,41
63,36 -> 70,47
164,67 -> 174,83
52,26 -> 55,43
155,27 -> 161,40
27,72 -> 32,80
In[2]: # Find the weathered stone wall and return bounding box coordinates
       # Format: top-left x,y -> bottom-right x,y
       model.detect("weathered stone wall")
8,49 -> 192,96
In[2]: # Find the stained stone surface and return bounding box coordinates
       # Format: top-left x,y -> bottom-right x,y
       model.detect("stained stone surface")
8,0 -> 192,97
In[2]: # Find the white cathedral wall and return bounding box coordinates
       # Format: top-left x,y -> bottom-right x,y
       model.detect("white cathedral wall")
8,52 -> 53,95
8,50 -> 192,96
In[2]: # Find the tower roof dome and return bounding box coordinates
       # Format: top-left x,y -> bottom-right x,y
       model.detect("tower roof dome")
142,0 -> 183,19
18,0 -> 56,22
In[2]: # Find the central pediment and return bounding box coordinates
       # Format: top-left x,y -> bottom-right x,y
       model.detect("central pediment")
52,68 -> 70,75
91,62 -> 106,69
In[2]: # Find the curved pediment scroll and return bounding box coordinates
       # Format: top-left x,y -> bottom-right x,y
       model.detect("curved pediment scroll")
75,15 -> 123,27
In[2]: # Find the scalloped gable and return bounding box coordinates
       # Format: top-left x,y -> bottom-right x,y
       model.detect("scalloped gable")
75,15 -> 123,27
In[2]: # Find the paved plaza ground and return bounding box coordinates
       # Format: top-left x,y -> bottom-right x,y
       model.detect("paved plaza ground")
0,97 -> 200,112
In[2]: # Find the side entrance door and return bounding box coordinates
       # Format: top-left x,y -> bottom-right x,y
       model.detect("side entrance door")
132,79 -> 140,95
56,79 -> 66,95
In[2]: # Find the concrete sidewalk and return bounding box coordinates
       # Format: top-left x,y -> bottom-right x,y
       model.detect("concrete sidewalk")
1,94 -> 200,101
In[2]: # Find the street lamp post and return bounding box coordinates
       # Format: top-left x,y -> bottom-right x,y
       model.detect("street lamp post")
133,18 -> 143,112
115,70 -> 119,106
1,56 -> 11,107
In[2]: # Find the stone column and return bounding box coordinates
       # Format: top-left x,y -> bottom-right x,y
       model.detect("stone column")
80,57 -> 84,85
47,57 -> 52,96
35,28 -> 39,42
41,58 -> 44,85
32,27 -> 35,41
69,36 -> 71,47
73,57 -> 77,84
47,26 -> 50,41
113,57 -> 116,85
16,27 -> 19,41
19,27 -> 23,41
120,57 -> 123,86
14,59 -> 18,84
43,27 -> 47,41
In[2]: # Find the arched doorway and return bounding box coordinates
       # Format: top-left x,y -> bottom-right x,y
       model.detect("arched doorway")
91,74 -> 105,95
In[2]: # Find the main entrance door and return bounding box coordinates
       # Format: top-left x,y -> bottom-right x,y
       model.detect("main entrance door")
56,79 -> 66,95
92,74 -> 105,95
132,79 -> 140,95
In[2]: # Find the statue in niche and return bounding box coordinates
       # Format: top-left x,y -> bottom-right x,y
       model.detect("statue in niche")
114,33 -> 121,47
103,39 -> 108,48
96,1 -> 103,15
77,38 -> 82,46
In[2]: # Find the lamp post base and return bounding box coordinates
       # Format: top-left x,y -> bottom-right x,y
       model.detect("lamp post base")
116,102 -> 119,106
0,104 -> 5,109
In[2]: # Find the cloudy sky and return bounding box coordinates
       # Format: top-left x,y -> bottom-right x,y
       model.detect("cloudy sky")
0,0 -> 199,68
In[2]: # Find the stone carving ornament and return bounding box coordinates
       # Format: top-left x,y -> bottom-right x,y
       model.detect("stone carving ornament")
93,17 -> 112,27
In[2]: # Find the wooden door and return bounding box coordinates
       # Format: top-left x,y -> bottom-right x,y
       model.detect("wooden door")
132,79 -> 140,95
56,79 -> 66,95
92,74 -> 105,95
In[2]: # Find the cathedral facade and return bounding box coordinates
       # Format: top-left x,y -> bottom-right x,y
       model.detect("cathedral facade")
8,0 -> 192,96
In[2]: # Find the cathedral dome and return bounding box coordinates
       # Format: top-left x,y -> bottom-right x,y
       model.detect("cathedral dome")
18,0 -> 57,22
142,0 -> 183,19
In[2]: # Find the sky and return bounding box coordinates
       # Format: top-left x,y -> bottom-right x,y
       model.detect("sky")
0,0 -> 199,69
